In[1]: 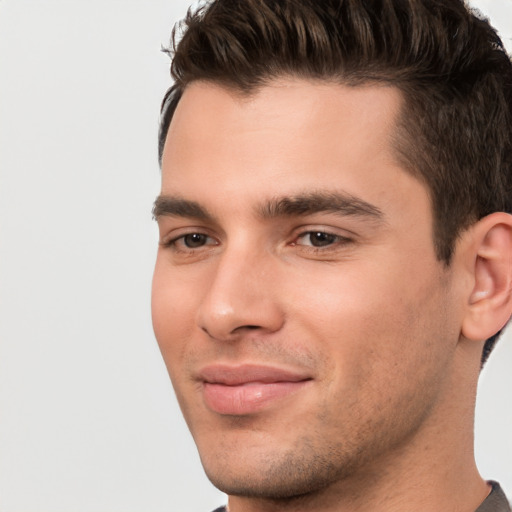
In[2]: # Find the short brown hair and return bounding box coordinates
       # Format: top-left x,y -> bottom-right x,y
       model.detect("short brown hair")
158,0 -> 512,363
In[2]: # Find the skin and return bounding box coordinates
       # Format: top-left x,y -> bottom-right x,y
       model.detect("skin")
152,79 -> 503,511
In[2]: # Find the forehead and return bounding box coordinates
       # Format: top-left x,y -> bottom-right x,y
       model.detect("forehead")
164,78 -> 402,169
161,79 -> 429,224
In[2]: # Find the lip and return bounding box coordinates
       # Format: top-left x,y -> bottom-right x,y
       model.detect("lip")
198,364 -> 312,415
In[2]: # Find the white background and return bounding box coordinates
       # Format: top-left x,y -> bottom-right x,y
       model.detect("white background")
0,1 -> 511,511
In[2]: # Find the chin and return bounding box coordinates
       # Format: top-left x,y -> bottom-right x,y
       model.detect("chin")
205,468 -> 330,501
198,441 -> 357,501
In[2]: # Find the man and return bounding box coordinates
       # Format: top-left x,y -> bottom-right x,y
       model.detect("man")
151,0 -> 512,511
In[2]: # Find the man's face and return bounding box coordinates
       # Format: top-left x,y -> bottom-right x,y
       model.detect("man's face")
152,79 -> 462,499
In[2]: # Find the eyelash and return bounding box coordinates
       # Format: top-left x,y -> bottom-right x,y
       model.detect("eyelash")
161,229 -> 352,254
161,232 -> 218,251
292,230 -> 351,250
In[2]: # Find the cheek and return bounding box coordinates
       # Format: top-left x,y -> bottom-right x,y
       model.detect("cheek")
289,256 -> 452,388
290,265 -> 454,451
151,259 -> 198,370
151,265 -> 203,428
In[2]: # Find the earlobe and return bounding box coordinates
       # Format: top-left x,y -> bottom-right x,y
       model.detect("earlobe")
462,213 -> 512,341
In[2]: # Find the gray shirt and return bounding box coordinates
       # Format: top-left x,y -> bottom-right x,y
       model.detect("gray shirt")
476,482 -> 511,512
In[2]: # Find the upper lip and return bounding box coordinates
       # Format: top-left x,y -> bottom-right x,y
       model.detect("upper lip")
198,364 -> 312,385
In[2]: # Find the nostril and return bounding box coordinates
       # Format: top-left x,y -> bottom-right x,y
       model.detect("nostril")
231,324 -> 261,335
201,324 -> 261,339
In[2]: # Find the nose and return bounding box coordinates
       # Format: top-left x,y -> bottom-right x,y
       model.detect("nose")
195,246 -> 285,341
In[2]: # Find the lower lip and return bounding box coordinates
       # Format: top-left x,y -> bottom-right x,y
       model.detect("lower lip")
203,380 -> 310,415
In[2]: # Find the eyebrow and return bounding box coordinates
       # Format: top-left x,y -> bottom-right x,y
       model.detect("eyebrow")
152,191 -> 384,223
152,196 -> 213,221
258,191 -> 384,222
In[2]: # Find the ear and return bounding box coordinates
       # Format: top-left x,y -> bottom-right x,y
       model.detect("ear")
462,212 -> 512,341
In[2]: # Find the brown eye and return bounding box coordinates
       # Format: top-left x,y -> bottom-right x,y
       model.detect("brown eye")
292,230 -> 352,251
183,233 -> 209,248
308,232 -> 337,247
295,231 -> 339,248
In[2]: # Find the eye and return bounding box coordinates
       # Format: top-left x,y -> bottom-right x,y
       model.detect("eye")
161,231 -> 218,251
295,231 -> 342,247
181,233 -> 210,248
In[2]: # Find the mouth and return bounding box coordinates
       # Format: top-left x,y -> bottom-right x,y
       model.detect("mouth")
198,364 -> 313,415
